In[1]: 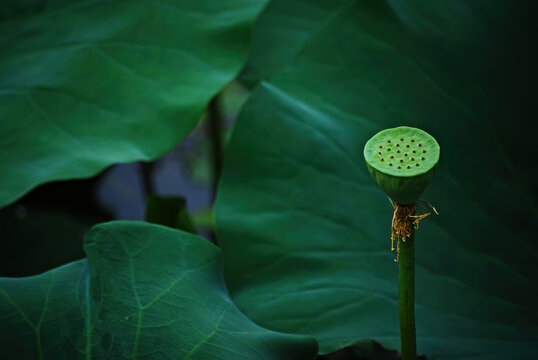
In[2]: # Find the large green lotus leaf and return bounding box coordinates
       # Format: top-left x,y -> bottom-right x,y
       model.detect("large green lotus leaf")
0,221 -> 317,359
0,0 -> 266,208
240,0 -> 356,86
216,1 -> 538,359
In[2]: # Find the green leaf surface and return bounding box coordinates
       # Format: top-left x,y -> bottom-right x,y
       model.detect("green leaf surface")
217,1 -> 538,359
0,0 -> 266,208
240,0 -> 356,86
0,221 -> 317,359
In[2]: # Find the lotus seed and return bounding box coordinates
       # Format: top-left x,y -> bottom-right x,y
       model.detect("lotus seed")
363,126 -> 440,205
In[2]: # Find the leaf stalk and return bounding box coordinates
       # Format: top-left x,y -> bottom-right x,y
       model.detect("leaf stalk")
398,216 -> 416,360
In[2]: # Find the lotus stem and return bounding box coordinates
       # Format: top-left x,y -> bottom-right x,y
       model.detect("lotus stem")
398,223 -> 416,360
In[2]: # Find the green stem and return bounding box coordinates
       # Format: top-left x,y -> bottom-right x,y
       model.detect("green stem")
399,229 -> 417,360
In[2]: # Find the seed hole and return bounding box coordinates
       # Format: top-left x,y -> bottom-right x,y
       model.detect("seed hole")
407,166 -> 411,169
397,150 -> 401,153
400,159 -> 403,163
396,144 -> 400,147
419,144 -> 422,147
379,145 -> 383,148
412,150 -> 416,153
388,140 -> 391,143
411,139 -> 415,142
404,153 -> 408,156
416,163 -> 419,166
406,144 -> 410,148
411,157 -> 414,161
381,158 -> 384,161
398,166 -> 401,169
390,155 -> 394,159
421,157 -> 425,160
387,148 -> 391,151
400,138 -> 404,141
423,150 -> 427,153
389,163 -> 393,166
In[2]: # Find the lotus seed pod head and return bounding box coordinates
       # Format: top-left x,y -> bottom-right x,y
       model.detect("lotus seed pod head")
363,126 -> 440,205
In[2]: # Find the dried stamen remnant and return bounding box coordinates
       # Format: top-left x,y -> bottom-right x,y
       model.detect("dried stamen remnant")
389,198 -> 438,262
390,202 -> 416,261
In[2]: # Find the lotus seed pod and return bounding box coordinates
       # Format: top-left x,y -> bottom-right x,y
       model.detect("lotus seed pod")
363,126 -> 440,205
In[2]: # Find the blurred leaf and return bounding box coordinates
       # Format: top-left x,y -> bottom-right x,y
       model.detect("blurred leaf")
0,0 -> 267,208
219,82 -> 251,119
217,1 -> 538,359
0,221 -> 317,359
145,194 -> 196,234
192,207 -> 216,231
181,82 -> 249,187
